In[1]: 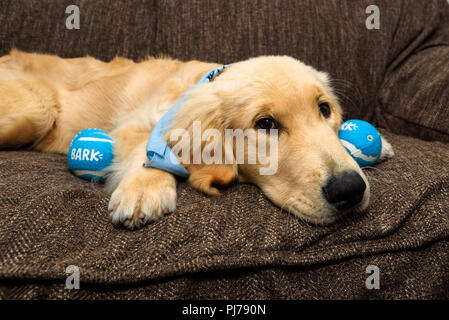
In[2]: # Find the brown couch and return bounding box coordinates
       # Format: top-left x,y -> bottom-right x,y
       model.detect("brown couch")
1,0 -> 448,299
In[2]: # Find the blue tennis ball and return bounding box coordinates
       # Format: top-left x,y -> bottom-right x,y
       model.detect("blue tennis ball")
67,128 -> 114,181
338,120 -> 382,168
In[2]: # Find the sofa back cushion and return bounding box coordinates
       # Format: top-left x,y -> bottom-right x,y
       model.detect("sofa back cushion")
0,0 -> 448,140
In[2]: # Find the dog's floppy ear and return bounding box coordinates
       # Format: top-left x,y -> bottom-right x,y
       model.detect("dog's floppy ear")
165,82 -> 238,195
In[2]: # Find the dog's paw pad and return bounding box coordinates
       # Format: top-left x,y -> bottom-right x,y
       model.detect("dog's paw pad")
108,172 -> 177,230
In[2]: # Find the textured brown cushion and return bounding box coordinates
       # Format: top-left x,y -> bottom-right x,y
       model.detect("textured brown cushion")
1,0 -> 449,299
3,0 -> 447,140
2,0 -> 447,128
1,130 -> 449,299
377,1 -> 449,142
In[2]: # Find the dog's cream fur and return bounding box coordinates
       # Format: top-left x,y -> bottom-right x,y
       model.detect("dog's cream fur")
0,50 -> 393,229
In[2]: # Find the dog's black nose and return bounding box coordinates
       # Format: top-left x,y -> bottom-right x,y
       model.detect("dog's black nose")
322,171 -> 366,211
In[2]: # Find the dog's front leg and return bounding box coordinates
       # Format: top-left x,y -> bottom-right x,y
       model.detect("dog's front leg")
106,124 -> 177,229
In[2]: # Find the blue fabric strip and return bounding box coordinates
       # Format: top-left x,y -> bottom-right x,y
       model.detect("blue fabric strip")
144,65 -> 229,178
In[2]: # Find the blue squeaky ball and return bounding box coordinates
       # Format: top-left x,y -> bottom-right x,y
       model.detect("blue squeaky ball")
67,128 -> 114,181
338,120 -> 382,168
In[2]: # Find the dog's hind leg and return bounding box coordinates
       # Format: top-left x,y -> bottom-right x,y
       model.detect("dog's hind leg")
0,78 -> 58,149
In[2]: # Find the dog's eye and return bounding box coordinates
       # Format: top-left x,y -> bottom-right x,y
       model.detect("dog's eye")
256,117 -> 277,130
319,103 -> 331,118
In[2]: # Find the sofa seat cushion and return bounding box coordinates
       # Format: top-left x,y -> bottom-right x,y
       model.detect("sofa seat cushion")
1,130 -> 448,298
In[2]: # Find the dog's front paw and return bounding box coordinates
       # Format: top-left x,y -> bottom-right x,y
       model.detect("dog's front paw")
108,169 -> 177,229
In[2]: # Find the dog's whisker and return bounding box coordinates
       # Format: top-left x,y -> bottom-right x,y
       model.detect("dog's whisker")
329,78 -> 363,109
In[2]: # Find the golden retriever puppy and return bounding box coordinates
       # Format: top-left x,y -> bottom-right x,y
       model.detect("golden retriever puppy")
0,50 -> 392,229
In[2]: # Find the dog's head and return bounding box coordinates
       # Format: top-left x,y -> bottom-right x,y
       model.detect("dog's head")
167,56 -> 369,225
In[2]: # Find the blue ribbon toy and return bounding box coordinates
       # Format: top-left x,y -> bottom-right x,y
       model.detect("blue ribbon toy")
143,65 -> 229,178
